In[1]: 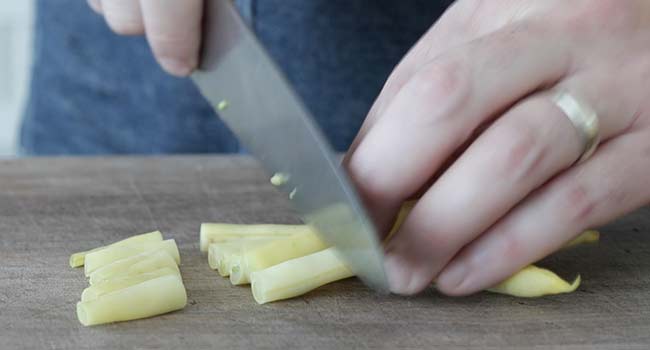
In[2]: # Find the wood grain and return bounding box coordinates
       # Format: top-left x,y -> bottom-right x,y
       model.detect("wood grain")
0,156 -> 649,350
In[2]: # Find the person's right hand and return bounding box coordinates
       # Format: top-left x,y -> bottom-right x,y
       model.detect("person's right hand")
87,0 -> 203,77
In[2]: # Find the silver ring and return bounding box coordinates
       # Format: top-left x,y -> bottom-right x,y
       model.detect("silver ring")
551,89 -> 601,164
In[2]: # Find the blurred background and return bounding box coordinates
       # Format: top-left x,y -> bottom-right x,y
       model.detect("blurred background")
1,1 -> 446,157
0,1 -> 33,156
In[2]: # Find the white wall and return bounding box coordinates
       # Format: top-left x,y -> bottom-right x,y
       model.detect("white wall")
0,1 -> 34,156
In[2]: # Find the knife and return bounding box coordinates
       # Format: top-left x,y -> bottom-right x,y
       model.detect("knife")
191,0 -> 388,291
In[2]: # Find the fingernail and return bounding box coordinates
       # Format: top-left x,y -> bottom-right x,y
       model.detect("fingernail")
437,261 -> 468,292
159,58 -> 193,77
384,253 -> 414,295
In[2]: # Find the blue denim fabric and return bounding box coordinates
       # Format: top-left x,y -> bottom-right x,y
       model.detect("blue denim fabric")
21,0 -> 451,155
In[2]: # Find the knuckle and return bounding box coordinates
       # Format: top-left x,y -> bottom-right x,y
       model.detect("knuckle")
493,114 -> 547,183
353,172 -> 392,203
562,183 -> 597,225
410,58 -> 466,99
407,213 -> 462,257
416,229 -> 455,255
403,57 -> 471,126
348,154 -> 400,204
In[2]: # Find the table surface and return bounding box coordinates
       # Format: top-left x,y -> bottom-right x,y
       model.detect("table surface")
1,156 -> 649,350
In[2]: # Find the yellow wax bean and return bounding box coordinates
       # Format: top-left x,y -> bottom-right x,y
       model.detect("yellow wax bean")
563,230 -> 600,250
230,232 -> 327,285
250,251 -> 588,304
386,201 -> 416,240
487,265 -> 581,298
89,250 -> 179,285
207,202 -> 600,304
208,240 -> 274,277
250,248 -> 353,304
69,231 -> 163,268
200,223 -> 312,252
77,274 -> 187,326
81,267 -> 179,302
84,239 -> 180,275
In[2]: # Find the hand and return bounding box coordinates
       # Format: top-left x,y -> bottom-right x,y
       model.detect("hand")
345,0 -> 650,296
87,0 -> 203,77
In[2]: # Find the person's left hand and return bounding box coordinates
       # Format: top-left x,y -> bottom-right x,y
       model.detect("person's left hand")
345,0 -> 650,296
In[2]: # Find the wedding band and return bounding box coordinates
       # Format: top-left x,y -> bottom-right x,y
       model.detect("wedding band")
552,90 -> 601,164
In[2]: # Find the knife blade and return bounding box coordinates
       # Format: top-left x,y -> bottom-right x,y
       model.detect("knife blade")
191,0 -> 389,291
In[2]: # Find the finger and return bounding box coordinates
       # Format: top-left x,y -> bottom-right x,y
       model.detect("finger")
344,10 -> 470,226
345,2 -> 479,160
100,0 -> 145,35
140,0 -> 203,77
437,130 -> 650,295
348,23 -> 572,233
386,62 -> 647,294
345,0 -> 560,159
87,0 -> 103,14
345,26 -> 455,157
384,95 -> 583,294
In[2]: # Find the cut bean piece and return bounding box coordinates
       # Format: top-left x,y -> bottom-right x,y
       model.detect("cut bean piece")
77,274 -> 187,326
208,239 -> 273,277
84,239 -> 180,275
230,232 -> 327,285
250,248 -> 353,304
81,267 -> 179,302
89,250 -> 179,285
69,231 -> 163,268
200,223 -> 312,252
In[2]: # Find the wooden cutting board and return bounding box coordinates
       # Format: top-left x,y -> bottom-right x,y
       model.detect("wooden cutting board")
1,156 -> 649,350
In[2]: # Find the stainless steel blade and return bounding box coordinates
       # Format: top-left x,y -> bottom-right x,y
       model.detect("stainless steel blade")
191,0 -> 388,291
